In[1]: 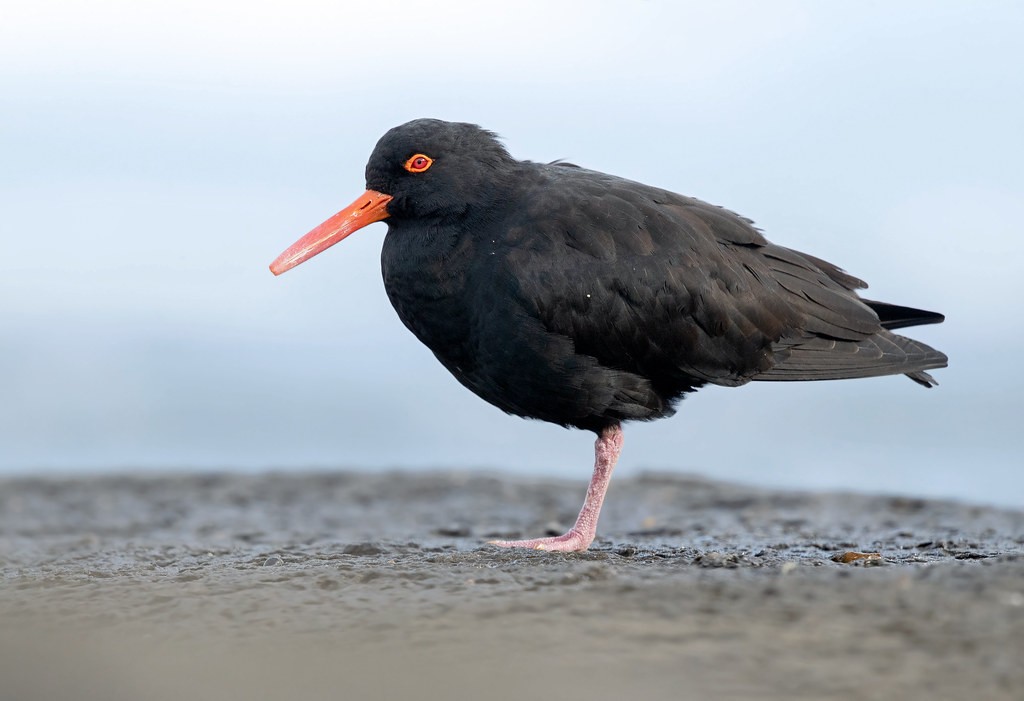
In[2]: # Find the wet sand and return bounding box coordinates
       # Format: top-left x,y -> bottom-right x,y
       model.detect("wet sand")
2,470 -> 1022,700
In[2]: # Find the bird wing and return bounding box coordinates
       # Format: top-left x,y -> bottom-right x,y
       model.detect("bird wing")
504,166 -> 946,388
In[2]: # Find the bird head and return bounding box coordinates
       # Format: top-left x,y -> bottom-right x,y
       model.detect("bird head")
270,119 -> 512,275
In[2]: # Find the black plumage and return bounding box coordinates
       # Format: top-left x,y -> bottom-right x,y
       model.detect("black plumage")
271,118 -> 947,551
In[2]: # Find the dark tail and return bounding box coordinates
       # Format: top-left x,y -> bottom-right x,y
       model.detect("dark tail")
868,300 -> 947,386
864,300 -> 945,331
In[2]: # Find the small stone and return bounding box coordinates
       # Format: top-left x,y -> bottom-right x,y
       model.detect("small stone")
833,551 -> 882,564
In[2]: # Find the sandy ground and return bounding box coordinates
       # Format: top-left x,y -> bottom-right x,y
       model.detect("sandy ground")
1,470 -> 1022,701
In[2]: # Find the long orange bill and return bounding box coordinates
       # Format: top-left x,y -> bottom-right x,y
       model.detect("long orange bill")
269,189 -> 393,275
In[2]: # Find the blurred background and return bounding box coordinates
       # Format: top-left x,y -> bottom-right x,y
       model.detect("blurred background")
1,1 -> 1020,506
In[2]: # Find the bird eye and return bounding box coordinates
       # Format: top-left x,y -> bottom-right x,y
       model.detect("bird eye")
404,154 -> 433,173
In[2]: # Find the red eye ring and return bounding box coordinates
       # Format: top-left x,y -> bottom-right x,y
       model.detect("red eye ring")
404,153 -> 433,173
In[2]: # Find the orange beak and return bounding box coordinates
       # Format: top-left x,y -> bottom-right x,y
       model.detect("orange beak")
269,189 -> 393,275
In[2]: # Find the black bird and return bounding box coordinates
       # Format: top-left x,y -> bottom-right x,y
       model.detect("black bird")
270,119 -> 947,552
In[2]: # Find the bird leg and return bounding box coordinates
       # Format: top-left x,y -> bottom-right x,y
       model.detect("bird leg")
488,422 -> 623,552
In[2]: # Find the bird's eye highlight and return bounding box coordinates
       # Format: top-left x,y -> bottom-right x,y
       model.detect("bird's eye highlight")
404,154 -> 433,173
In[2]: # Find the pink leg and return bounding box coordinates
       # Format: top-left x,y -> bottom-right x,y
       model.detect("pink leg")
489,423 -> 624,552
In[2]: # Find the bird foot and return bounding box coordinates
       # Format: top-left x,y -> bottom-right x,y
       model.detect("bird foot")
487,528 -> 594,553
487,424 -> 623,553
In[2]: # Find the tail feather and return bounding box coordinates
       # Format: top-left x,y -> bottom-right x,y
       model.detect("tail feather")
905,370 -> 940,388
863,300 -> 945,330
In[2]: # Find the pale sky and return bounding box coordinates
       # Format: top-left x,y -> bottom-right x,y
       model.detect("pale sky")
2,1 -> 1022,506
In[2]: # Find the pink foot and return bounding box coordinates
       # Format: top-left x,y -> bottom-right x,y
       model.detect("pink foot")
488,528 -> 594,552
487,423 -> 623,553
